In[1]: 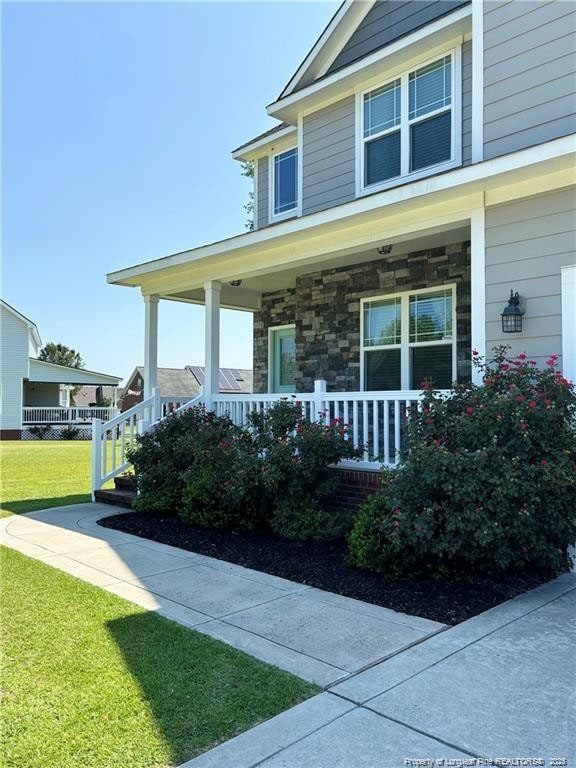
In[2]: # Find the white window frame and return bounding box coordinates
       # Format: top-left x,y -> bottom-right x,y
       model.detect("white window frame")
269,146 -> 299,223
356,47 -> 462,197
360,284 -> 457,391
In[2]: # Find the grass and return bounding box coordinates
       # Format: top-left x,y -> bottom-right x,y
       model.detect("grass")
1,547 -> 318,768
0,440 -> 100,517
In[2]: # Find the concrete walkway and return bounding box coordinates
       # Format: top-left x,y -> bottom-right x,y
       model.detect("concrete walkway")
0,504 -> 443,686
2,504 -> 574,767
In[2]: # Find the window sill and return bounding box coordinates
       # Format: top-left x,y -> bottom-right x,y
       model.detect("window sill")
270,207 -> 299,224
357,158 -> 461,198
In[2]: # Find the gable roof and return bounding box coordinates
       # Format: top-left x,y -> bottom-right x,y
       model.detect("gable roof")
277,0 -> 373,99
1,299 -> 42,348
275,0 -> 470,103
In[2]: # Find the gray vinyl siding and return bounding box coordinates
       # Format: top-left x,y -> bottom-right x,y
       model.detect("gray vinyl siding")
485,187 -> 576,368
327,0 -> 470,75
483,0 -> 576,160
256,156 -> 269,229
302,96 -> 356,216
461,39 -> 472,165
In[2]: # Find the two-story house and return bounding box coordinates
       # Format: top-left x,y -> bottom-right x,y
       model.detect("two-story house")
95,0 -> 576,493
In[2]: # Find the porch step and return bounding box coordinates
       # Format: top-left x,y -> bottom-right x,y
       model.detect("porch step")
114,475 -> 136,490
94,487 -> 136,509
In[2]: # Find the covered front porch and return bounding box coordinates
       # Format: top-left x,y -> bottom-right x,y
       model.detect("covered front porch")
95,207 -> 486,491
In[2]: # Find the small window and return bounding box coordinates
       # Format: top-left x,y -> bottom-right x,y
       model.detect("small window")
273,148 -> 298,216
364,80 -> 401,137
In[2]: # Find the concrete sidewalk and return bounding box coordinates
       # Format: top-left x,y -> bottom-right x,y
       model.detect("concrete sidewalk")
2,504 -> 574,767
0,504 -> 443,686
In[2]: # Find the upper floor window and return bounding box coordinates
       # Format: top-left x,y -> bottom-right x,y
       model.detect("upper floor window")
272,147 -> 298,218
359,50 -> 460,194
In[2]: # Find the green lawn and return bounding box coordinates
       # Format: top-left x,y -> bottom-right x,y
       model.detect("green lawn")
1,547 -> 318,768
0,440 -> 95,517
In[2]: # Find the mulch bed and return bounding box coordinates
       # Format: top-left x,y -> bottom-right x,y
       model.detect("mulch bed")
99,511 -> 559,626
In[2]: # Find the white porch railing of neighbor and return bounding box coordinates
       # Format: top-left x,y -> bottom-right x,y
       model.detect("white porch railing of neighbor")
213,382 -> 436,468
91,388 -> 203,495
23,406 -> 118,424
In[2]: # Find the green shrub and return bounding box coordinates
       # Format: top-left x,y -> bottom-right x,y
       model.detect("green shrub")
129,398 -> 361,540
180,424 -> 263,530
348,348 -> 576,577
60,425 -> 80,440
29,425 -> 51,439
248,399 -> 361,540
128,407 -> 216,514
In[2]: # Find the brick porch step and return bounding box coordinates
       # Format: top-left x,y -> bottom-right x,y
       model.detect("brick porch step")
94,476 -> 136,508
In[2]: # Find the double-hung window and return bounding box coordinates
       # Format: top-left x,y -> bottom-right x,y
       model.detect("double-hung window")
271,147 -> 298,219
360,51 -> 459,192
362,287 -> 456,391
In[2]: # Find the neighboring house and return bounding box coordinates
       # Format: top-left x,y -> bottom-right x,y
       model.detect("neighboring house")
119,366 -> 253,411
93,0 -> 576,493
0,300 -> 122,439
72,386 -> 118,408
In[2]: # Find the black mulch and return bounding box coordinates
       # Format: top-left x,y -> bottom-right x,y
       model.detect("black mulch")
99,512 -> 559,625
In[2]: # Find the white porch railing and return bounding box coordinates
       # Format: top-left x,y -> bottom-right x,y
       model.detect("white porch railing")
23,406 -> 118,424
91,388 -> 204,495
213,382 -> 436,467
92,381 -> 439,498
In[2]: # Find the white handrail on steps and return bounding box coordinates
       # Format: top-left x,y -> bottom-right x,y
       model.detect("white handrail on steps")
91,387 -> 205,497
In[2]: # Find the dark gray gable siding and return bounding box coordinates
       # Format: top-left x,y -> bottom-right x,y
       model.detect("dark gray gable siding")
302,96 -> 356,216
256,156 -> 269,229
326,0 -> 470,75
483,0 -> 576,160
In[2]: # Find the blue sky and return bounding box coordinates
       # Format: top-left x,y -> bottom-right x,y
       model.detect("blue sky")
2,0 -> 339,382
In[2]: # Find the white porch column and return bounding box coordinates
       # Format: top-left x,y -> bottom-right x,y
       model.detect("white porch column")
471,207 -> 486,384
204,281 -> 222,410
143,294 -> 159,399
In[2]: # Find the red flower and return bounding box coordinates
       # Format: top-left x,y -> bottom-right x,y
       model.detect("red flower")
519,421 -> 528,430
517,353 -> 527,360
528,401 -> 537,408
516,395 -> 525,402
472,349 -> 479,356
465,406 -> 475,415
541,459 -> 548,466
501,364 -> 510,371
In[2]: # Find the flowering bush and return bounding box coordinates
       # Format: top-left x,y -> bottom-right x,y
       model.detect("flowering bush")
129,407 -> 261,529
348,348 -> 576,577
248,399 -> 361,539
129,399 -> 360,539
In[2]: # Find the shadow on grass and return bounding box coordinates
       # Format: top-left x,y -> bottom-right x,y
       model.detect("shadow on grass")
0,494 -> 91,516
106,611 -> 317,765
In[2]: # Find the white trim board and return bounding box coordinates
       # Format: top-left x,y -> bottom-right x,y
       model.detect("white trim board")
561,265 -> 576,384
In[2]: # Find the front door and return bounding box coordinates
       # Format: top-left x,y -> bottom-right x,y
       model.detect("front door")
271,327 -> 296,393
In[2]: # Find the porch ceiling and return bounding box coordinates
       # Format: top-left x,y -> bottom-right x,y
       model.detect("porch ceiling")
167,224 -> 471,311
106,137 -> 575,307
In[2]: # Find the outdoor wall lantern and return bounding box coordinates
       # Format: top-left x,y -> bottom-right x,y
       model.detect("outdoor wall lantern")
229,280 -> 243,287
501,290 -> 524,333
377,244 -> 393,255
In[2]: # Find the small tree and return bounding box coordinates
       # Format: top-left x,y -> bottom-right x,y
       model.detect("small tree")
39,342 -> 84,369
241,161 -> 254,231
